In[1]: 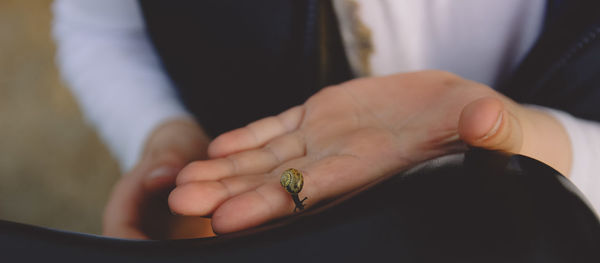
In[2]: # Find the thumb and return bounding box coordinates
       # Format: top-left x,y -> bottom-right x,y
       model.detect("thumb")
141,153 -> 184,192
458,97 -> 523,154
102,153 -> 182,238
140,119 -> 210,191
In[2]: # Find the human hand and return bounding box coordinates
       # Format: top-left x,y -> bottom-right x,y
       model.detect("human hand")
103,118 -> 214,239
169,71 -> 571,234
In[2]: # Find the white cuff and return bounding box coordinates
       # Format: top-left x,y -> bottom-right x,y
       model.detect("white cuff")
52,0 -> 194,172
530,105 -> 600,216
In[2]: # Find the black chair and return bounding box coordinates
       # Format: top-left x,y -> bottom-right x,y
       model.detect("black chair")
1,150 -> 598,262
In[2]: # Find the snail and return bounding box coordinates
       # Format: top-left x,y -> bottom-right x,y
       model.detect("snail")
280,168 -> 308,212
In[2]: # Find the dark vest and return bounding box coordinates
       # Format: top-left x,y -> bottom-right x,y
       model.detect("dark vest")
138,0 -> 350,137
500,0 -> 600,121
138,0 -> 600,137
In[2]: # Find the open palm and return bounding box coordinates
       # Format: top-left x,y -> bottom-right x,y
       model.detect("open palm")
169,71 -> 504,234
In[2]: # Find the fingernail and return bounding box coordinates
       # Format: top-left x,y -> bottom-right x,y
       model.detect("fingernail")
148,166 -> 178,180
479,111 -> 503,142
170,209 -> 182,216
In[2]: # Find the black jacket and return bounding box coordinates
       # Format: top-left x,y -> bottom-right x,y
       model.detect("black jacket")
138,0 -> 600,137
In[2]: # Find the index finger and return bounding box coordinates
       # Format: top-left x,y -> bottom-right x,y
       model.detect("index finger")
208,105 -> 305,158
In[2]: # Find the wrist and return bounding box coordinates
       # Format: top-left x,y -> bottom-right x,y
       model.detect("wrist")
518,105 -> 572,176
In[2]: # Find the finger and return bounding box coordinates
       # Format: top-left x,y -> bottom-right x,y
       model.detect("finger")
105,151 -> 185,239
144,166 -> 180,191
210,155 -> 371,233
103,171 -> 150,239
140,147 -> 193,191
208,105 -> 305,158
169,174 -> 267,216
211,183 -> 293,233
176,132 -> 306,185
458,97 -> 523,153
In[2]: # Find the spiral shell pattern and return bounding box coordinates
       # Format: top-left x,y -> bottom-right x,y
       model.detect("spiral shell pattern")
280,168 -> 304,194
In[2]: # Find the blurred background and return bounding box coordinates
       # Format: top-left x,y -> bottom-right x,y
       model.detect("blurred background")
0,0 -> 120,234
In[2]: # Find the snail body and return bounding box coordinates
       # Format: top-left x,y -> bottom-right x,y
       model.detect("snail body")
280,168 -> 308,212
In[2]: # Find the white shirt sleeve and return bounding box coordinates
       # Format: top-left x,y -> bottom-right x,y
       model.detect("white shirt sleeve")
52,0 -> 192,171
535,106 -> 600,215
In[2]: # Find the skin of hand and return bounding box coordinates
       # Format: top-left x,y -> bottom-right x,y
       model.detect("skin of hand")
103,118 -> 215,239
168,70 -> 572,234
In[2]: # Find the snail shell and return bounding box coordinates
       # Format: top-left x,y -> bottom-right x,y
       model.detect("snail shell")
280,168 -> 304,194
